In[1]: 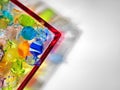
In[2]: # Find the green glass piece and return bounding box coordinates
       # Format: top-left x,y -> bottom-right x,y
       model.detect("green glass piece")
11,59 -> 25,76
39,8 -> 55,22
18,14 -> 36,27
0,0 -> 9,5
2,86 -> 12,90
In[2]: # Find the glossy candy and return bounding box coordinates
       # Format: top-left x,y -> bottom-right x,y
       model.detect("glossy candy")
4,40 -> 19,62
18,41 -> 30,58
4,72 -> 19,88
2,10 -> 13,25
18,14 -> 36,27
6,25 -> 22,40
0,0 -> 9,10
11,59 -> 25,76
30,39 -> 43,60
0,0 -> 9,5
39,8 -> 55,22
37,28 -> 50,42
0,18 -> 9,29
21,26 -> 37,40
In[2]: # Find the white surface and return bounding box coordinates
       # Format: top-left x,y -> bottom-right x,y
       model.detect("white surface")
41,0 -> 120,90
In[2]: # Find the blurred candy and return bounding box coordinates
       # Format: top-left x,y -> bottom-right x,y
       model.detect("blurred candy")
11,59 -> 25,76
2,10 -> 13,25
4,40 -> 19,62
30,39 -> 43,59
2,86 -> 12,90
18,14 -> 35,27
25,56 -> 36,65
21,26 -> 37,40
37,28 -> 50,42
22,61 -> 33,74
4,72 -> 19,88
39,8 -> 55,22
18,41 -> 30,58
5,25 -> 22,40
0,18 -> 9,29
0,0 -> 9,5
0,60 -> 11,78
5,48 -> 18,62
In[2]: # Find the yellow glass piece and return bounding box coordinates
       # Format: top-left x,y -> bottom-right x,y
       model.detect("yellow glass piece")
0,18 -> 9,29
5,47 -> 19,62
0,60 -> 11,77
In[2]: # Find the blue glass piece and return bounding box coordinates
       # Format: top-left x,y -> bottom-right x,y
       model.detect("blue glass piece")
21,26 -> 37,40
37,28 -> 50,42
30,39 -> 44,56
2,10 -> 13,25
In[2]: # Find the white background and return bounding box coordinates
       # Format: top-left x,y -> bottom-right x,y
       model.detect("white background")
40,0 -> 120,90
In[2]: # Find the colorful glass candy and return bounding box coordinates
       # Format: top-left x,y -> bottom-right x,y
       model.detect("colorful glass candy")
20,26 -> 37,40
18,41 -> 30,58
18,14 -> 36,27
30,39 -> 44,59
0,17 -> 9,29
2,10 -> 13,25
0,0 -> 9,5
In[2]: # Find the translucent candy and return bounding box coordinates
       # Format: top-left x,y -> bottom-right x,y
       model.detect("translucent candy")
18,14 -> 36,27
25,56 -> 36,65
20,26 -> 37,40
5,25 -> 22,40
4,71 -> 19,88
2,86 -> 12,90
0,18 -> 9,29
18,41 -> 30,58
11,59 -> 25,76
4,40 -> 19,62
2,10 -> 13,25
30,39 -> 44,57
0,0 -> 9,5
39,8 -> 55,22
37,28 -> 50,42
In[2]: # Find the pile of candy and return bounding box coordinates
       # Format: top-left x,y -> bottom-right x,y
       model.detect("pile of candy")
0,0 -> 52,89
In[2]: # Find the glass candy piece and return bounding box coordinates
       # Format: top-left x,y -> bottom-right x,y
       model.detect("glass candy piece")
0,18 -> 9,29
20,26 -> 37,40
0,0 -> 9,5
39,8 -> 55,22
18,14 -> 36,27
30,39 -> 43,57
18,41 -> 30,58
2,10 -> 13,25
